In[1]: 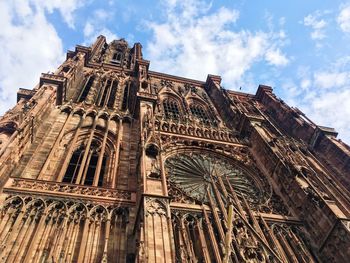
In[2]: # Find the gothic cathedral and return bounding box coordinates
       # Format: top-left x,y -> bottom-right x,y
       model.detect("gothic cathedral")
0,36 -> 349,263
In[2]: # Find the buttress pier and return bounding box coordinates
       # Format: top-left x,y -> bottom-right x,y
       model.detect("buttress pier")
0,36 -> 349,262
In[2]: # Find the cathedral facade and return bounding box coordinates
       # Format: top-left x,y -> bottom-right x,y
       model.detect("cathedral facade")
0,36 -> 349,262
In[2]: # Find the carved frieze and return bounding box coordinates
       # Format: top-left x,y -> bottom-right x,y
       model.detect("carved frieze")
4,178 -> 136,204
155,116 -> 238,143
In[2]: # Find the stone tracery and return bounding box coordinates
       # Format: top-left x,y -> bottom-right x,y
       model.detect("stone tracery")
0,195 -> 130,263
165,152 -> 266,205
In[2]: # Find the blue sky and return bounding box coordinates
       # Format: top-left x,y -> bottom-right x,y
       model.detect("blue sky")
1,0 -> 350,144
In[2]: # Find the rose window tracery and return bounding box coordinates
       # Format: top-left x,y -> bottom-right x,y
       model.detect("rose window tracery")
165,153 -> 268,206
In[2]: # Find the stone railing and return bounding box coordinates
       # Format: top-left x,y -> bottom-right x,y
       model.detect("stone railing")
155,115 -> 239,143
4,177 -> 136,203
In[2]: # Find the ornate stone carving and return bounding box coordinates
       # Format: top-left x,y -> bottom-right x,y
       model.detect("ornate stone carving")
160,79 -> 174,89
145,197 -> 167,217
6,178 -> 135,202
168,183 -> 197,204
155,115 -> 238,142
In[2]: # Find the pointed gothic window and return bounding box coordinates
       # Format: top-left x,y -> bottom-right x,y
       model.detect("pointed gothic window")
96,79 -> 119,108
111,52 -> 122,64
121,84 -> 129,110
190,104 -> 210,123
163,99 -> 180,119
62,146 -> 84,184
63,141 -> 108,187
98,79 -> 112,106
107,80 -> 118,108
78,76 -> 95,102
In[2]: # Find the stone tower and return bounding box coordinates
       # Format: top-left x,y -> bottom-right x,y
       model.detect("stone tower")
0,36 -> 349,262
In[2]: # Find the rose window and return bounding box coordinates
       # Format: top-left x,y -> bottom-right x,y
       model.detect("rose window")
165,153 -> 266,205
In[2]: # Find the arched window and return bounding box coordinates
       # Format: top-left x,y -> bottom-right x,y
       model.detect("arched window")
163,99 -> 180,119
111,52 -> 122,64
96,79 -> 119,108
190,104 -> 210,123
63,145 -> 84,184
78,75 -> 95,102
107,80 -> 118,108
121,84 -> 129,110
98,79 -> 111,106
63,141 -> 108,187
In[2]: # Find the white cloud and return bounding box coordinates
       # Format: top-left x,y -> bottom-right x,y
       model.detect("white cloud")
265,49 -> 289,66
303,88 -> 350,143
31,0 -> 85,28
145,0 -> 288,88
283,60 -> 350,144
84,21 -> 94,37
313,71 -> 349,89
337,5 -> 350,33
83,26 -> 118,46
279,17 -> 286,26
83,9 -> 118,45
303,11 -> 327,40
94,9 -> 109,20
300,79 -> 311,89
0,1 -> 70,115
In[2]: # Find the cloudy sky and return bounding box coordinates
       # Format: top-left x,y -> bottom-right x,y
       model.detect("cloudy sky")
1,0 -> 349,144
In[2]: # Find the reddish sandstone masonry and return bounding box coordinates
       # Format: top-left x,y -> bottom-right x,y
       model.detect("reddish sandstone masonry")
0,35 -> 349,262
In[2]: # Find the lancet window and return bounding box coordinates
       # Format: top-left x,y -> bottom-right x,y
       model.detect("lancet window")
78,75 -> 95,102
98,79 -> 111,106
172,214 -> 216,262
63,140 -> 108,187
107,80 -> 118,108
121,84 -> 129,110
97,79 -> 118,108
111,51 -> 122,64
163,98 -> 181,119
57,112 -> 120,189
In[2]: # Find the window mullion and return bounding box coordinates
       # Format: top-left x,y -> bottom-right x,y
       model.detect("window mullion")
93,119 -> 110,186
80,149 -> 93,185
71,150 -> 84,184
75,115 -> 98,184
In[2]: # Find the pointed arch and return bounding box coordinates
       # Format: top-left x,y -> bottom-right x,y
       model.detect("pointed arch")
188,99 -> 211,123
61,118 -> 117,187
162,96 -> 183,120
